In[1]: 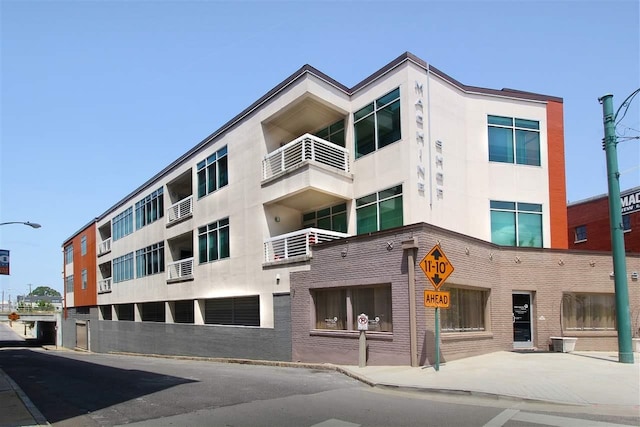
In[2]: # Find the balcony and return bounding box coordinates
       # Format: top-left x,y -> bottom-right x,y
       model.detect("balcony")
167,257 -> 194,281
262,135 -> 353,209
98,278 -> 112,294
98,238 -> 111,256
263,134 -> 349,180
264,228 -> 349,263
167,196 -> 193,225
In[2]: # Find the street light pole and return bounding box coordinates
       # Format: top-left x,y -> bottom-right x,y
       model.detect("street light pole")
0,221 -> 42,229
598,93 -> 633,364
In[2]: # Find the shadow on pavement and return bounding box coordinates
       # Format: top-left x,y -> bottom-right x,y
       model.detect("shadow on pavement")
0,348 -> 197,424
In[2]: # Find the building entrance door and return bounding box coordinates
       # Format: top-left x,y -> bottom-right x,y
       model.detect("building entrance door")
512,292 -> 533,349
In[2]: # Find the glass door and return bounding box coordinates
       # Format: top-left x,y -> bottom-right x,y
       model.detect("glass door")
512,292 -> 533,349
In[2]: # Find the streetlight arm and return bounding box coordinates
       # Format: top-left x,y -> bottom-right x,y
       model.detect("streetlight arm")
0,221 -> 42,229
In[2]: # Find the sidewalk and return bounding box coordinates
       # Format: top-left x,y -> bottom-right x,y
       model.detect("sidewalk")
0,349 -> 637,426
338,350 -> 640,414
0,368 -> 48,427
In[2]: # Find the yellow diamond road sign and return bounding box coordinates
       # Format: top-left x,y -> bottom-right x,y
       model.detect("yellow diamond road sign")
420,245 -> 454,290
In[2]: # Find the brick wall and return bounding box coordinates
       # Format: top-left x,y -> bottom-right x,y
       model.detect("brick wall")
292,223 -> 640,366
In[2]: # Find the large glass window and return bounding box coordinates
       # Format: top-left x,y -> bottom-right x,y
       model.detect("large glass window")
65,275 -> 74,293
302,203 -> 347,233
204,296 -> 260,326
488,115 -> 540,166
354,88 -> 401,158
562,293 -> 616,331
64,245 -> 73,264
490,201 -> 542,247
113,252 -> 134,283
356,185 -> 403,234
313,285 -> 392,332
197,146 -> 228,198
136,242 -> 165,278
441,287 -> 488,332
135,187 -> 164,229
113,207 -> 133,241
314,119 -> 345,147
198,218 -> 230,264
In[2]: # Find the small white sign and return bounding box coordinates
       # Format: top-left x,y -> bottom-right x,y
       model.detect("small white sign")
357,313 -> 369,331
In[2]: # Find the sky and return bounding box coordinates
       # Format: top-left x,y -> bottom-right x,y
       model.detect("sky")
1,0 -> 639,298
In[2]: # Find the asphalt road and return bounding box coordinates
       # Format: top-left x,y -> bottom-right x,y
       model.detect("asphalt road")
0,345 -> 638,427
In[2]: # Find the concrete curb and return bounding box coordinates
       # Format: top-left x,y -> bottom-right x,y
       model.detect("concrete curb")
0,369 -> 50,426
105,351 -> 585,406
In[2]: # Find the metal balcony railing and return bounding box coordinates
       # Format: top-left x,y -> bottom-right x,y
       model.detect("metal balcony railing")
167,196 -> 193,224
98,238 -> 112,255
167,257 -> 194,280
98,278 -> 112,293
264,228 -> 349,263
262,134 -> 349,180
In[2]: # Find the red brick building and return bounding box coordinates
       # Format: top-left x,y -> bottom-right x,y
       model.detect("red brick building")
567,186 -> 640,253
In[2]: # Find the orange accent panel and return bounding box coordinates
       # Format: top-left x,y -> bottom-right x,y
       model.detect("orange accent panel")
71,223 -> 98,307
547,100 -> 568,249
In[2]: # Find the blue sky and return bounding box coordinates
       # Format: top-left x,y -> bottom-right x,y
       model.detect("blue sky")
1,0 -> 639,297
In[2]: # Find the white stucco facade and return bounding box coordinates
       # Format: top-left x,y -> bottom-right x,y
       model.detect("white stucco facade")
65,52 -> 566,330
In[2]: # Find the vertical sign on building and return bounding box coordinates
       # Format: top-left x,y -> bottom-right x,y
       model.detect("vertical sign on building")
0,250 -> 10,275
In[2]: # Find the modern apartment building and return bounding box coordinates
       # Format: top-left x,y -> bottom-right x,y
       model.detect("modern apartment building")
61,52 -> 575,359
568,186 -> 640,253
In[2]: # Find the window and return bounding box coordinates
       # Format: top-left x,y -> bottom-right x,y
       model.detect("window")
313,285 -> 393,332
574,225 -> 587,242
136,242 -> 165,278
488,115 -> 540,166
441,287 -> 488,332
204,296 -> 260,326
81,269 -> 87,290
302,203 -> 347,232
314,119 -> 345,147
356,185 -> 403,234
113,207 -> 133,241
65,275 -> 74,293
622,214 -> 631,232
113,252 -> 134,283
141,302 -> 165,322
135,187 -> 164,229
198,218 -> 230,263
490,201 -> 542,247
354,88 -> 401,158
173,300 -> 195,324
100,305 -> 112,320
116,304 -> 134,321
65,245 -> 73,264
81,236 -> 87,256
197,146 -> 228,198
562,293 -> 616,331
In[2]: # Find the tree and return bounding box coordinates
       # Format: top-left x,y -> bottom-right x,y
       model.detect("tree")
30,286 -> 60,297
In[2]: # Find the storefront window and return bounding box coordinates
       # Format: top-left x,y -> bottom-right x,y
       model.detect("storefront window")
313,285 -> 392,332
441,287 -> 488,332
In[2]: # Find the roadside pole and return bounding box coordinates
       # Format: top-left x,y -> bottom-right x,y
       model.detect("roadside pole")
420,244 -> 454,372
599,94 -> 633,364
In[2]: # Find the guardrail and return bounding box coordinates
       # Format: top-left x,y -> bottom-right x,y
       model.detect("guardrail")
264,228 -> 349,263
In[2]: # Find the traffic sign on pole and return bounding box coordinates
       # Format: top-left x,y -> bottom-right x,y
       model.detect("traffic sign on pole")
419,245 -> 454,290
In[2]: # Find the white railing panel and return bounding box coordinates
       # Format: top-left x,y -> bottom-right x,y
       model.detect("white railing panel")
98,238 -> 112,255
262,134 -> 349,180
167,196 -> 193,224
167,257 -> 194,280
264,228 -> 349,263
98,278 -> 112,293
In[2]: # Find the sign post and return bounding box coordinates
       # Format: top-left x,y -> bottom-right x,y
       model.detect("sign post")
420,244 -> 454,371
357,313 -> 368,368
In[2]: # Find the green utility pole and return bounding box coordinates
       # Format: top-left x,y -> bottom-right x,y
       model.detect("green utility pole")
599,94 -> 633,364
